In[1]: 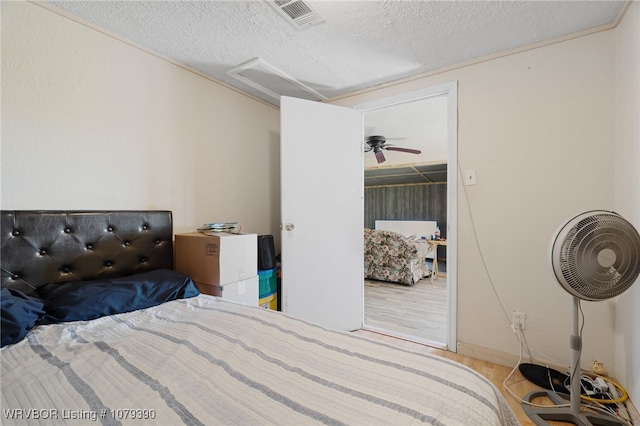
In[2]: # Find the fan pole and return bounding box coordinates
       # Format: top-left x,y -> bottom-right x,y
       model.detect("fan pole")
522,297 -> 628,426
570,297 -> 582,415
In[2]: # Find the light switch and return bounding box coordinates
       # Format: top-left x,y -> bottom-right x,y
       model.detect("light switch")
464,169 -> 477,186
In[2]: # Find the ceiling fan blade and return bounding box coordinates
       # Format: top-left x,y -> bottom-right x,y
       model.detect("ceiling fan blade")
364,146 -> 373,152
374,149 -> 386,163
384,146 -> 422,154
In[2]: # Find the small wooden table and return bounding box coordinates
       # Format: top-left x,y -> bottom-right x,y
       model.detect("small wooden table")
427,239 -> 447,283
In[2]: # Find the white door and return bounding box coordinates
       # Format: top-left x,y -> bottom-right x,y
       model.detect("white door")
280,96 -> 363,331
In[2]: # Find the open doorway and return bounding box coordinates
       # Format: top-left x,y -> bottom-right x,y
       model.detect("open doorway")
354,83 -> 458,350
363,165 -> 448,347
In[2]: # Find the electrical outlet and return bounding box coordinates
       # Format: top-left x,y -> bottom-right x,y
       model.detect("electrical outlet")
512,311 -> 526,330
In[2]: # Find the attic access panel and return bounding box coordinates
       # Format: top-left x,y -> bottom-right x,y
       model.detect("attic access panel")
226,58 -> 327,105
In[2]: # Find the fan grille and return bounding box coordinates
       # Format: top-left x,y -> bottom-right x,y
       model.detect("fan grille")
552,211 -> 640,301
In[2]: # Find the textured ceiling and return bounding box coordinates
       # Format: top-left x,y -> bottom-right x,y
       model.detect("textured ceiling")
44,0 -> 627,106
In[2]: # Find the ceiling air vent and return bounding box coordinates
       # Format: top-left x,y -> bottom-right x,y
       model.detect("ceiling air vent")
268,0 -> 325,30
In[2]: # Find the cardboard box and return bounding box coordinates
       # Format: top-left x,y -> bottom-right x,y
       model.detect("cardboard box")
175,232 -> 257,286
195,276 -> 259,307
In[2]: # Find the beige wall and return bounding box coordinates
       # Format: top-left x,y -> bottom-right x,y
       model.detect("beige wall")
332,24 -> 637,395
1,1 -> 281,239
3,0 -> 638,406
614,0 -> 640,406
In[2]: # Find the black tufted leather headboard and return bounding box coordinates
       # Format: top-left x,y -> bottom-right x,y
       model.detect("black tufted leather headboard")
1,211 -> 174,294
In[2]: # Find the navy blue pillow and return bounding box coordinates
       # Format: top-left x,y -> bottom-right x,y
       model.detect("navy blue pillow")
1,288 -> 46,347
38,269 -> 199,325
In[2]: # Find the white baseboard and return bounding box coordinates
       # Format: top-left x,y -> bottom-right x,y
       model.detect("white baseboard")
456,341 -> 523,368
456,341 -> 566,372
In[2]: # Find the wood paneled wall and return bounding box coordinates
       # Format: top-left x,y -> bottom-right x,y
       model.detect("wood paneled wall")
364,182 -> 447,241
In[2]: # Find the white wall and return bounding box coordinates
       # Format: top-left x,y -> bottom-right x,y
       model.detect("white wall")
1,1 -> 280,241
614,0 -> 640,406
332,28 -> 636,395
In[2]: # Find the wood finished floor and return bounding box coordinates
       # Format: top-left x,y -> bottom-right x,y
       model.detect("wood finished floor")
360,262 -> 638,426
364,276 -> 447,345
352,329 -> 639,426
364,259 -> 448,346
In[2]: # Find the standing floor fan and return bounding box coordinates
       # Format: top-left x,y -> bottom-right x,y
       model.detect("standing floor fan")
523,211 -> 640,426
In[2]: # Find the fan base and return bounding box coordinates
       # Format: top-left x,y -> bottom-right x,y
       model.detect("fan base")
522,390 -> 627,426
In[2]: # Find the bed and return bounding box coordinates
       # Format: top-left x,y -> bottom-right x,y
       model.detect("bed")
1,211 -> 519,425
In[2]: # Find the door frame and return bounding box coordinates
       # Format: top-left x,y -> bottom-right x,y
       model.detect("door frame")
353,81 -> 458,351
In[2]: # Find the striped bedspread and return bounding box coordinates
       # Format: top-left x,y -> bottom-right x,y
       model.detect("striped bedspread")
1,296 -> 519,425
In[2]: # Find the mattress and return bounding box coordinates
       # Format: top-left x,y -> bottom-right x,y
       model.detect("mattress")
1,295 -> 519,425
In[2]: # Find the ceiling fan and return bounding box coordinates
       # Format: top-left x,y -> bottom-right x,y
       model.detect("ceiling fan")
364,135 -> 421,164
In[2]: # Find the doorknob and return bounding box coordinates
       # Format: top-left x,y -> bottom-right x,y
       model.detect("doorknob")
285,223 -> 295,231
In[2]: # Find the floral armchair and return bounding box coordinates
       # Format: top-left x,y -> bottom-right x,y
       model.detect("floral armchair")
364,228 -> 432,286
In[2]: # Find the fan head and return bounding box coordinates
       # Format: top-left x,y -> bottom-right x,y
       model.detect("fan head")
551,210 -> 640,301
